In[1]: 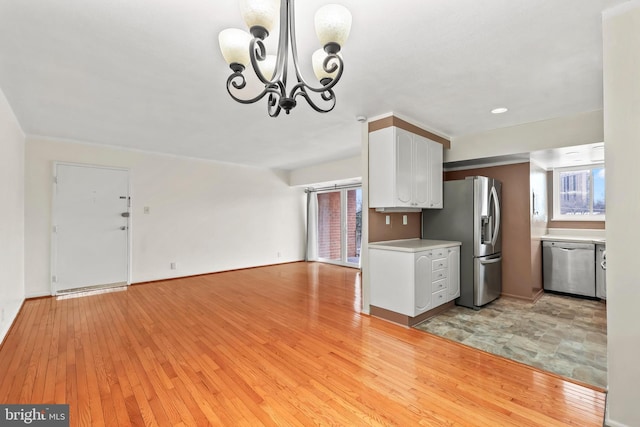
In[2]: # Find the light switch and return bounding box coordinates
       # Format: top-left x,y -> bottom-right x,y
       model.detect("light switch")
385,215 -> 390,225
144,206 -> 150,214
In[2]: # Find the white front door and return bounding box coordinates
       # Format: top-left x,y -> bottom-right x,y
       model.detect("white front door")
52,163 -> 130,294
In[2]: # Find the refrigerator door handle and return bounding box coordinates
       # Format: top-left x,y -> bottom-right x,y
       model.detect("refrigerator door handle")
480,256 -> 502,265
490,186 -> 501,247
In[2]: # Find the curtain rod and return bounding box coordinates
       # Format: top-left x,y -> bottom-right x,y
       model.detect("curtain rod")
305,182 -> 362,193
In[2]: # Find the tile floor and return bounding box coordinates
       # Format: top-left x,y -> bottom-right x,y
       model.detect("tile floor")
414,293 -> 607,389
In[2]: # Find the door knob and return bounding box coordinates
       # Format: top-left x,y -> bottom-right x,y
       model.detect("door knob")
121,212 -> 130,217
120,226 -> 127,230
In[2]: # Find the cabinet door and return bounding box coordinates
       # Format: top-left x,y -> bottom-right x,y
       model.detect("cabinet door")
413,136 -> 430,207
395,129 -> 413,206
447,246 -> 460,299
428,140 -> 443,208
414,252 -> 432,314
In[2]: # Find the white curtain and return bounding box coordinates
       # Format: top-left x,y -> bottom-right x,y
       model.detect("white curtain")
306,191 -> 319,261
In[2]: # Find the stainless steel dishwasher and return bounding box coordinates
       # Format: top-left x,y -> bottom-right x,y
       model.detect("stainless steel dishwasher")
542,241 -> 596,297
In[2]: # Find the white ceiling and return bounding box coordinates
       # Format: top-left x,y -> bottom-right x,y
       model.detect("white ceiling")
531,142 -> 605,169
0,0 -> 626,170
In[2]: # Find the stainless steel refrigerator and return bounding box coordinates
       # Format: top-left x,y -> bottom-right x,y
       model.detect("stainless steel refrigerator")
422,176 -> 502,309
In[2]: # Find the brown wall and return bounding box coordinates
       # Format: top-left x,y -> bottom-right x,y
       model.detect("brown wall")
368,210 -> 421,243
545,171 -> 605,229
445,162 -> 534,300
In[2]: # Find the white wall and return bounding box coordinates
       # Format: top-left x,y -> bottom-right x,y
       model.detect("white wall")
25,137 -> 306,297
289,155 -> 361,187
603,3 -> 640,426
447,110 -> 604,162
0,88 -> 25,342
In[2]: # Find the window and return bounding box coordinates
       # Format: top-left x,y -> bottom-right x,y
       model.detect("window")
553,164 -> 605,220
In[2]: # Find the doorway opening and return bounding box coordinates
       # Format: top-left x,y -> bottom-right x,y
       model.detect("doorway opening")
314,187 -> 362,268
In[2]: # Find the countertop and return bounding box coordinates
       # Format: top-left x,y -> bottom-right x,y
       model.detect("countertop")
368,238 -> 462,253
540,235 -> 606,244
540,228 -> 605,244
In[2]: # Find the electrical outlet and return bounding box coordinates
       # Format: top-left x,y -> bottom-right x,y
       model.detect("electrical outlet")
277,252 -> 281,258
385,215 -> 390,225
170,262 -> 177,270
403,215 -> 408,225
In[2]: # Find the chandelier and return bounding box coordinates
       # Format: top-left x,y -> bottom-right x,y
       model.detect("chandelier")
218,0 -> 352,117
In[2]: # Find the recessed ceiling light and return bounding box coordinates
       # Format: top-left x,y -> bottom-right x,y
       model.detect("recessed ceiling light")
491,107 -> 508,114
593,145 -> 604,150
566,151 -> 579,155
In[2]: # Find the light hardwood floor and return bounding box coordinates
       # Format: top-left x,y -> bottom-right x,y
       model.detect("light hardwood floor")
0,262 -> 605,426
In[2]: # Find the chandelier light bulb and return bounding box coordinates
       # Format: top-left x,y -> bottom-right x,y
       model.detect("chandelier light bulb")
315,4 -> 352,50
218,28 -> 253,68
239,0 -> 280,37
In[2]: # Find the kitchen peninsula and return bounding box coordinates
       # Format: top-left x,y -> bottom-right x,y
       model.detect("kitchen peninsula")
369,239 -> 461,326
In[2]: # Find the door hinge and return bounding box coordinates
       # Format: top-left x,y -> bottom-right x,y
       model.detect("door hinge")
53,176 -> 57,184
52,225 -> 57,233
52,275 -> 57,283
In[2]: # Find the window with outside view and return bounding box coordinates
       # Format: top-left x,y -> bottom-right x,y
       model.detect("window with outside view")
554,165 -> 605,219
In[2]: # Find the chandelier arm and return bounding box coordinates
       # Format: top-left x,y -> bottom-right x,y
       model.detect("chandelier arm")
309,54 -> 345,94
249,39 -> 272,85
290,84 -> 337,113
272,0 -> 290,86
286,0 -> 305,85
286,1 -> 344,95
226,71 -> 281,105
227,70 -> 247,91
267,93 -> 282,117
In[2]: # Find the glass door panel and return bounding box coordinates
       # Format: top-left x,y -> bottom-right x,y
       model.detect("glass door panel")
346,188 -> 362,266
316,188 -> 362,268
317,191 -> 342,263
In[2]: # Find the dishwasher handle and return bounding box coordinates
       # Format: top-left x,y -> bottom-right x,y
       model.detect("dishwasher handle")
542,241 -> 595,250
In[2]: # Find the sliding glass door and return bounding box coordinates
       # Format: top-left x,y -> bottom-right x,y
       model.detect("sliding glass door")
316,188 -> 362,267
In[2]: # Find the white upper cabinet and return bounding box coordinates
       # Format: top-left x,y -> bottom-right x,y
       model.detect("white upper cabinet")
369,126 -> 443,209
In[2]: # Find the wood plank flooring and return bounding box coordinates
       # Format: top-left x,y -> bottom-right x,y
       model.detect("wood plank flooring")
0,262 -> 606,426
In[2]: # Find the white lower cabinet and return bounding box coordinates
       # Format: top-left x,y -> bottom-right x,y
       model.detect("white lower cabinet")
447,245 -> 460,299
370,242 -> 461,317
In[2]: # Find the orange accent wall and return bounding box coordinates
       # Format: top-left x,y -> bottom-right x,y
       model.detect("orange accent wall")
444,163 -> 537,300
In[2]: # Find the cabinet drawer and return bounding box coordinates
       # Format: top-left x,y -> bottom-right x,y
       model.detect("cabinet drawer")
432,278 -> 446,293
432,289 -> 447,308
432,269 -> 447,282
432,248 -> 447,259
432,258 -> 448,271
